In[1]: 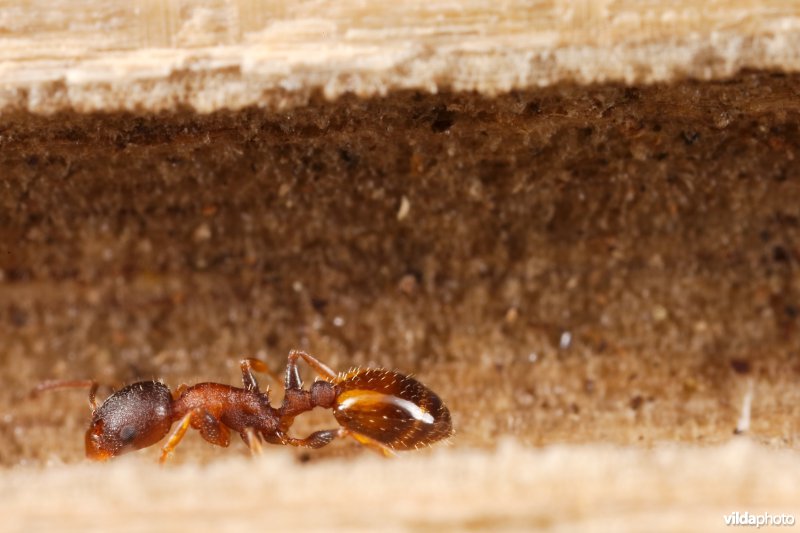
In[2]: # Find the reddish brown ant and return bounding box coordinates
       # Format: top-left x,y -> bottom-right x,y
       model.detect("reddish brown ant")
32,350 -> 453,463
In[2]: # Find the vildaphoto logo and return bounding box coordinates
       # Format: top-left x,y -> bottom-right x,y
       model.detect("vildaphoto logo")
724,511 -> 796,528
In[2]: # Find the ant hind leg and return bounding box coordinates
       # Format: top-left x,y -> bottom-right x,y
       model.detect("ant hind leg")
285,350 -> 337,390
280,428 -> 339,449
279,427 -> 395,455
339,428 -> 396,457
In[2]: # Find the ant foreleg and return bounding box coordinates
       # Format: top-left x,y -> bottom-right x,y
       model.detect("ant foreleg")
159,410 -> 195,464
160,409 -> 233,463
31,379 -> 100,412
158,411 -> 194,465
285,350 -> 337,390
240,358 -> 282,393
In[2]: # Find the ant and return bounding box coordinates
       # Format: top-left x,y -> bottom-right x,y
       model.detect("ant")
32,350 -> 453,463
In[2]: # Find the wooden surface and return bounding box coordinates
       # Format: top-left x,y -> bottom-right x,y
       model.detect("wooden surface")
0,1 -> 799,112
4,440 -> 800,532
3,71 -> 800,531
3,3 -> 800,531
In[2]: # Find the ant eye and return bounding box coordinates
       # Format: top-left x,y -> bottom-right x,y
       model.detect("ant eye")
119,425 -> 137,443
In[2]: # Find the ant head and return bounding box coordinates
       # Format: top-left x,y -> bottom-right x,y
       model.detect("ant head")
85,419 -> 115,461
84,381 -> 174,460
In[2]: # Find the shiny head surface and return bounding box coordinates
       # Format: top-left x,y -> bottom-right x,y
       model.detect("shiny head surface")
85,381 -> 173,460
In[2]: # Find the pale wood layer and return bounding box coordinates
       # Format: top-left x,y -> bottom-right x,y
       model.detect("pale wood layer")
3,441 -> 799,532
0,1 -> 799,113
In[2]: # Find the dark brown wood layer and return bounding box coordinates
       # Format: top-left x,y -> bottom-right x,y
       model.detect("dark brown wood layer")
5,72 -> 800,465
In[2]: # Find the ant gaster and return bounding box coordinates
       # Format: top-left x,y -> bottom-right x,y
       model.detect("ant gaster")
33,350 -> 453,462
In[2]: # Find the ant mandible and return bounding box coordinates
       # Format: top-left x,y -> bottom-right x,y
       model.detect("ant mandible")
32,350 -> 453,463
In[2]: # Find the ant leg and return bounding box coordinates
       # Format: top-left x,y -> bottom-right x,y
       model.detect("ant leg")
240,358 -> 282,393
161,410 -> 230,463
279,429 -> 338,449
285,350 -> 337,389
31,379 -> 100,412
159,410 -> 196,464
242,427 -> 264,455
279,427 -> 395,455
195,411 -> 230,448
339,428 -> 396,458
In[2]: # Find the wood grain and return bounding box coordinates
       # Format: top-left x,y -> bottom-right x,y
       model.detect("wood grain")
4,440 -> 799,531
0,1 -> 798,112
